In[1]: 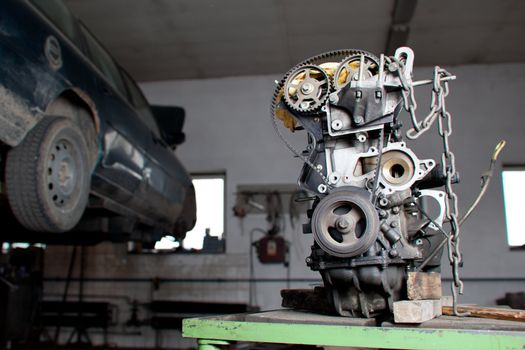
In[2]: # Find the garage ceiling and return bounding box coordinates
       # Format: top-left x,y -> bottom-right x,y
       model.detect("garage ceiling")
65,0 -> 525,82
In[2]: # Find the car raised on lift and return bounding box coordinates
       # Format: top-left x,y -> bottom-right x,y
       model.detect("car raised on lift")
0,0 -> 196,243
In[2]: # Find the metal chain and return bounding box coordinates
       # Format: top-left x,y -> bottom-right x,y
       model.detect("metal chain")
388,58 -> 467,316
436,75 -> 469,316
386,57 -> 450,140
386,57 -> 420,135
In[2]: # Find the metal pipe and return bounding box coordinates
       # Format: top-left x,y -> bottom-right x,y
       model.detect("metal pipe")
412,76 -> 456,87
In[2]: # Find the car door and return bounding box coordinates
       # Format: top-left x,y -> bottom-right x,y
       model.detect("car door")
120,72 -> 191,226
79,25 -> 162,221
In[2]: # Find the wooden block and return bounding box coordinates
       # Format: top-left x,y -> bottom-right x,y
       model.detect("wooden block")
394,299 -> 442,324
407,272 -> 442,300
442,305 -> 525,322
281,287 -> 335,314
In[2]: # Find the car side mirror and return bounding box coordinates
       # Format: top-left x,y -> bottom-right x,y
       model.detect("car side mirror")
150,105 -> 186,148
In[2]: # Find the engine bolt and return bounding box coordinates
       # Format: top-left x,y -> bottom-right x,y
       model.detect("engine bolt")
390,221 -> 399,228
356,133 -> 367,142
389,250 -> 399,258
378,209 -> 387,218
392,206 -> 400,214
301,82 -> 314,94
379,198 -> 389,207
329,173 -> 340,184
329,93 -> 338,103
331,120 -> 343,131
355,116 -> 364,125
336,218 -> 349,230
388,62 -> 399,72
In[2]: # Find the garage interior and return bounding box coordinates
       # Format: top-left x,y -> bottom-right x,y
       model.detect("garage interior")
2,0 -> 525,349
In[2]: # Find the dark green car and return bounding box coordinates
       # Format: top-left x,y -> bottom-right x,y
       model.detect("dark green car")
0,0 -> 196,242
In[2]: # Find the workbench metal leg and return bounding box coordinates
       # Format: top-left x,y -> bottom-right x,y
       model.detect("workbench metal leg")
198,339 -> 229,350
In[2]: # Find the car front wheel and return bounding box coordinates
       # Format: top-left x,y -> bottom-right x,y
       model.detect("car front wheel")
6,116 -> 92,232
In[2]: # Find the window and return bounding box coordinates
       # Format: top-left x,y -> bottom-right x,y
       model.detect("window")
502,167 -> 525,247
30,0 -> 80,43
80,24 -> 126,96
183,174 -> 225,250
152,173 -> 225,253
2,242 -> 46,253
121,71 -> 160,136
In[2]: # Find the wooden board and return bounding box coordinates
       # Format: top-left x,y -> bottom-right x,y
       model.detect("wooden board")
442,305 -> 525,323
383,315 -> 525,331
245,310 -> 376,326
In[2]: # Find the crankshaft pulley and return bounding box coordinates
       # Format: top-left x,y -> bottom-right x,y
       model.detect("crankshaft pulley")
312,187 -> 379,258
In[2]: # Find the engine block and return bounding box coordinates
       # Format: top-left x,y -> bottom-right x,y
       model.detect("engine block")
271,47 -> 459,317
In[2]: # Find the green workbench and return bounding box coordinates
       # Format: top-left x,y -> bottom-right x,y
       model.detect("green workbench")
183,309 -> 525,350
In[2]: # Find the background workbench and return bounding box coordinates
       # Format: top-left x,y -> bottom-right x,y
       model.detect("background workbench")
183,309 -> 525,350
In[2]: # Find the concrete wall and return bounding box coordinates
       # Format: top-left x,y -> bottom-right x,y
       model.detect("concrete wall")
44,62 -> 525,347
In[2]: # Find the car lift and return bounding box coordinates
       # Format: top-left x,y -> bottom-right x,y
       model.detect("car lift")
183,309 -> 525,350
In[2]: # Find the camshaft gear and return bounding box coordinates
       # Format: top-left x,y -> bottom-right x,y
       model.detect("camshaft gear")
334,53 -> 380,89
270,49 -> 380,121
283,65 -> 331,113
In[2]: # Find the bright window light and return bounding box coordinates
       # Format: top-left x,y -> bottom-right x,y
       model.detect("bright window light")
502,169 -> 525,247
183,175 -> 225,250
154,236 -> 180,250
11,242 -> 30,249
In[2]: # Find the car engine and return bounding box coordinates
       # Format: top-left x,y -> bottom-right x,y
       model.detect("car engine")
271,47 -> 464,317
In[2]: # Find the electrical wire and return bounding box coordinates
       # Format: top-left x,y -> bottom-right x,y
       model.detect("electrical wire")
459,140 -> 506,226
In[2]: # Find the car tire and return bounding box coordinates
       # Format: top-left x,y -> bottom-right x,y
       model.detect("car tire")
6,116 -> 92,232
